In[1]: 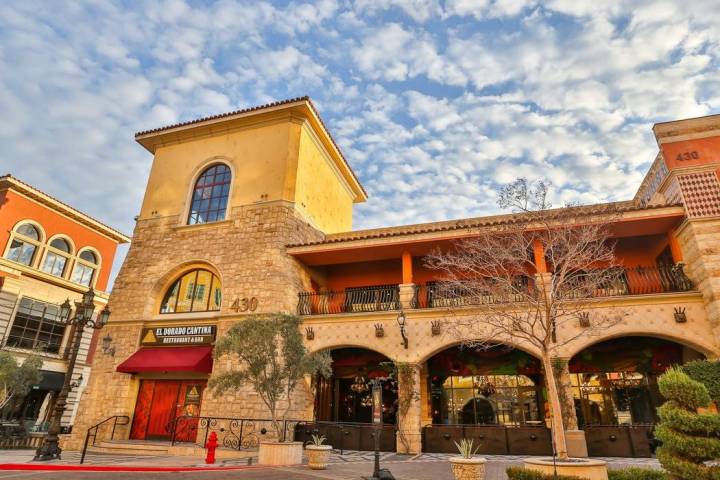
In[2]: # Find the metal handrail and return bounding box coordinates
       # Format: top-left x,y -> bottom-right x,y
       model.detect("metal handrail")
80,415 -> 130,464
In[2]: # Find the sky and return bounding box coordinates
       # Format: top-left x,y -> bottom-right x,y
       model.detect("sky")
1,0 -> 720,287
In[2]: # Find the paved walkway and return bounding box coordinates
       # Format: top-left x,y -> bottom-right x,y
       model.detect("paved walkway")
0,449 -> 663,480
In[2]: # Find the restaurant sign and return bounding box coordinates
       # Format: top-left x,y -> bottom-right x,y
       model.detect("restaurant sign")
140,325 -> 216,346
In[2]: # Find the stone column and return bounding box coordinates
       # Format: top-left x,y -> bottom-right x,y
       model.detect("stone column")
398,283 -> 417,310
553,358 -> 588,458
396,363 -> 422,454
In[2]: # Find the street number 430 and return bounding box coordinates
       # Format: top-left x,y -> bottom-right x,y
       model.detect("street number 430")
676,151 -> 700,161
231,297 -> 258,312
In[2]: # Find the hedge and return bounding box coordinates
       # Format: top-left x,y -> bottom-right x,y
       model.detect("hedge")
682,360 -> 720,403
506,467 -> 667,480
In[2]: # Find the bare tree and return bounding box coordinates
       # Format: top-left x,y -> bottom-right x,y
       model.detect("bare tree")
425,178 -> 626,460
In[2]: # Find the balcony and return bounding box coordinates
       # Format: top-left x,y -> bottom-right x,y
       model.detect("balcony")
298,285 -> 400,315
297,265 -> 695,316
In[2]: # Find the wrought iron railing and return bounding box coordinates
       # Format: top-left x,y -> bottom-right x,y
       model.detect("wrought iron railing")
297,285 -> 400,315
558,264 -> 694,298
80,415 -> 130,464
412,276 -> 536,308
169,416 -> 301,450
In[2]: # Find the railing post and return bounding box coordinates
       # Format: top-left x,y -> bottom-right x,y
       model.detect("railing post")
171,417 -> 177,446
238,420 -> 244,451
203,418 -> 210,450
80,428 -> 91,464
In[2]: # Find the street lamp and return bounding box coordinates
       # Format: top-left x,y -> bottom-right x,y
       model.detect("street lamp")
34,288 -> 110,461
396,310 -> 408,349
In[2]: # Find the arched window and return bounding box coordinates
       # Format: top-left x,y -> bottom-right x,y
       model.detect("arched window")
160,269 -> 222,313
5,223 -> 42,266
187,164 -> 231,225
72,249 -> 99,287
41,237 -> 72,277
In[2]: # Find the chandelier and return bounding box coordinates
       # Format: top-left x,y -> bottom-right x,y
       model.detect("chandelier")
351,375 -> 369,394
474,376 -> 496,398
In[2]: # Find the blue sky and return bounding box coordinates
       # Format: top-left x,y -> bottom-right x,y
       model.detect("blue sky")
1,0 -> 719,286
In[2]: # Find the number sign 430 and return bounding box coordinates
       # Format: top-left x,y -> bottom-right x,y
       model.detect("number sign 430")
231,297 -> 258,312
676,151 -> 700,162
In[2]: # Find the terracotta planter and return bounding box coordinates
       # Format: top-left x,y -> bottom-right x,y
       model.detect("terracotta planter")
449,456 -> 487,480
305,444 -> 332,470
258,441 -> 303,466
524,458 -> 608,480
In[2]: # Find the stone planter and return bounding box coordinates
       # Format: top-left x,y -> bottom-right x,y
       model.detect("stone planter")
449,456 -> 487,480
524,458 -> 608,480
305,444 -> 332,470
258,441 -> 304,466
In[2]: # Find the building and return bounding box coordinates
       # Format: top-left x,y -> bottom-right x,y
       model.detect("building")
66,98 -> 720,458
0,175 -> 130,442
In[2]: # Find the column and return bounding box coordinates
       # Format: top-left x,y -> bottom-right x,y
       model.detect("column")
395,363 -> 422,454
399,251 -> 416,309
554,357 -> 588,458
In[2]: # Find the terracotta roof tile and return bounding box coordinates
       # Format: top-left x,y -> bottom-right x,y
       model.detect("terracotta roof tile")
287,200 -> 684,248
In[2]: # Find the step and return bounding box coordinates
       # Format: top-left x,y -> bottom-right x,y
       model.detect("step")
90,441 -> 170,456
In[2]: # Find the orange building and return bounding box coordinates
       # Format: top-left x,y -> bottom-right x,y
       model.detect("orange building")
0,175 -> 129,443
67,99 -> 720,459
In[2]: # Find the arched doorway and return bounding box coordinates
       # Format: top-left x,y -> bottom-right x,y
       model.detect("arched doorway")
423,344 -> 552,455
315,347 -> 398,424
296,347 -> 397,452
569,336 -> 705,457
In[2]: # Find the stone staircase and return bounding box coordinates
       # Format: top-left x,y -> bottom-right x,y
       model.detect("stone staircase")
87,439 -> 255,459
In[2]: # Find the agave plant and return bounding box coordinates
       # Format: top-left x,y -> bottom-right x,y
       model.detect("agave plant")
454,438 -> 479,459
306,434 -> 327,447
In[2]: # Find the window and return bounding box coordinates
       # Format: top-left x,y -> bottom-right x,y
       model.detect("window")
160,269 -> 221,313
187,164 -> 231,225
41,238 -> 72,277
6,298 -> 66,354
5,223 -> 42,266
72,249 -> 99,286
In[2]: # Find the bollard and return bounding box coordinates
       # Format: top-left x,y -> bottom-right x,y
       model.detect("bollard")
205,431 -> 219,464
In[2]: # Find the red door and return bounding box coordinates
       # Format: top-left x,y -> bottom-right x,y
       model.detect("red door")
130,380 -> 181,440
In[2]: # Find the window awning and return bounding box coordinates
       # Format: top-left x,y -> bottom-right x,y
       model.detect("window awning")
116,346 -> 213,374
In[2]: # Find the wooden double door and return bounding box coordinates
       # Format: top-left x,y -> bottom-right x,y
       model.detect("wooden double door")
130,380 -> 206,442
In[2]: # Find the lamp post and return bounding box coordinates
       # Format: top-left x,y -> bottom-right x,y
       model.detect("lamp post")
371,379 -> 383,479
34,288 -> 110,461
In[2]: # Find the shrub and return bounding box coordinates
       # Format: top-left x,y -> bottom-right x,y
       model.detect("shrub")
505,467 -> 583,480
683,360 -> 720,403
607,467 -> 669,480
656,366 -> 720,479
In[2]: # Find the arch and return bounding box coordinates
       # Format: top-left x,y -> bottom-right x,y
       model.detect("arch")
417,337 -> 542,365
306,341 -> 399,362
71,247 -> 102,287
184,160 -> 233,225
566,331 -> 716,360
4,220 -> 45,267
40,234 -> 75,278
159,267 -> 222,314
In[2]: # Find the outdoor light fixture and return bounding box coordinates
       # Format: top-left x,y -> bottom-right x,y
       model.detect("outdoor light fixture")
102,334 -> 115,356
396,311 -> 408,349
35,287 -> 110,461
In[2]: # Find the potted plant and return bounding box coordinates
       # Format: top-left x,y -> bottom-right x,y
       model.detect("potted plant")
209,314 -> 332,465
449,438 -> 486,480
305,434 -> 332,470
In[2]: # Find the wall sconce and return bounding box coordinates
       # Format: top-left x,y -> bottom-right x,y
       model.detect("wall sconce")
70,374 -> 84,390
305,327 -> 315,340
374,323 -> 384,338
674,307 -> 687,323
102,334 -> 116,356
578,312 -> 590,328
431,320 -> 441,336
396,311 -> 408,349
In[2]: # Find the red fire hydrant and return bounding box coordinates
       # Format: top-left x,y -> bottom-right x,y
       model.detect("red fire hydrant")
205,431 -> 218,464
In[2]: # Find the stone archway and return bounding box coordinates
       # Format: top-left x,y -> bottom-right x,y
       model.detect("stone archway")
567,335 -> 706,457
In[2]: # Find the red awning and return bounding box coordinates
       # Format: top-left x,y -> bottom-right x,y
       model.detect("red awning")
116,346 -> 213,374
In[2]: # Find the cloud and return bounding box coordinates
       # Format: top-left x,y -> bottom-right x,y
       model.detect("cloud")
0,0 -> 718,287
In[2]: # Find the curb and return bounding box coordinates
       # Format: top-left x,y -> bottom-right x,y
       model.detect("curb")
0,464 -> 271,472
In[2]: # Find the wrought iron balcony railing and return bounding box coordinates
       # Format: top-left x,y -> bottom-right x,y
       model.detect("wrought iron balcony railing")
557,264 -> 694,298
298,285 -> 400,315
412,276 -> 536,309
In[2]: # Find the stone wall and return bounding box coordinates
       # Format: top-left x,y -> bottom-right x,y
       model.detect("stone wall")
65,200 -> 324,449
